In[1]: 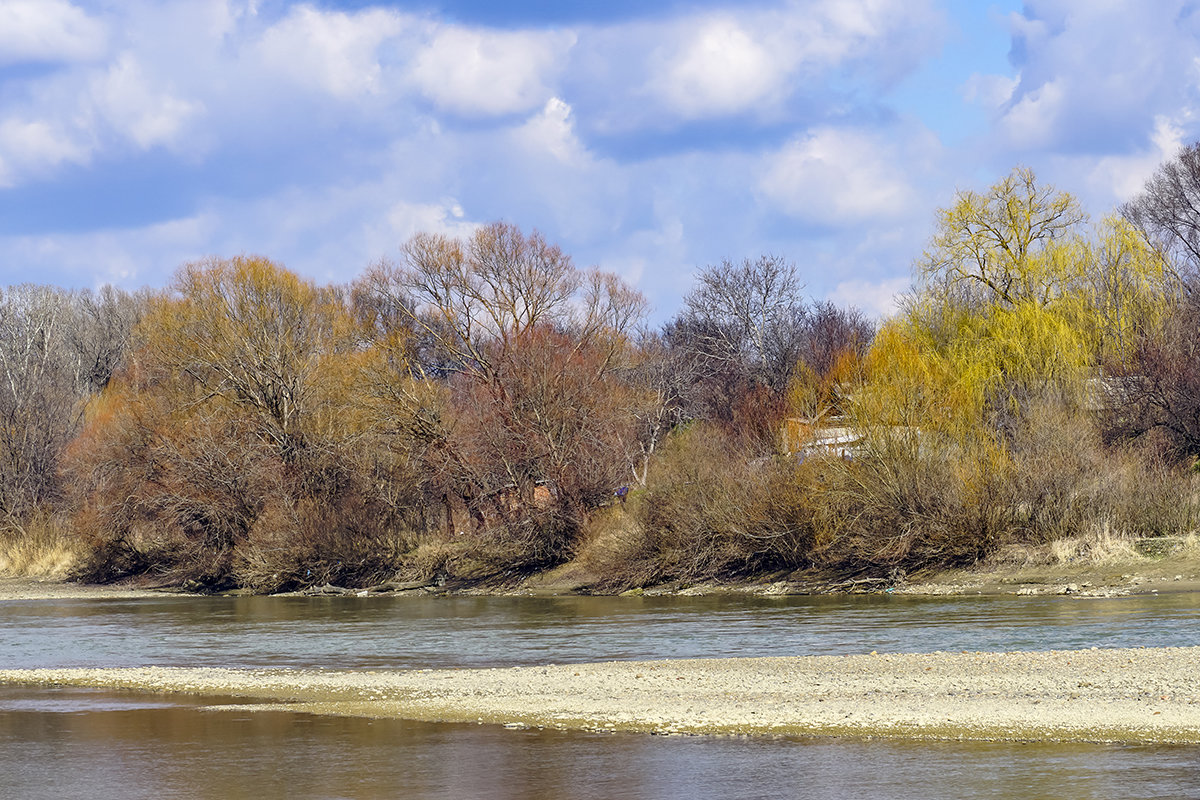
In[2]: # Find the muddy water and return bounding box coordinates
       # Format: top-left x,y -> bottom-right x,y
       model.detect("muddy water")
4,592 -> 1200,799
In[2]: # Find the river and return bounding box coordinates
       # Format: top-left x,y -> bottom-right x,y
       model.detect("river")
3,592 -> 1200,798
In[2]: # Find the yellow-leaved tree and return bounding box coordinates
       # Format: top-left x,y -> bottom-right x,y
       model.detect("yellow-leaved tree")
823,167 -> 1175,570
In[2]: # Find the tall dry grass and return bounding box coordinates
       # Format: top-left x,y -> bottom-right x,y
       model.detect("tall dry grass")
0,513 -> 80,579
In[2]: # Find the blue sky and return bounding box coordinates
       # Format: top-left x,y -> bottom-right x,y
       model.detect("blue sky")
1,0 -> 1198,320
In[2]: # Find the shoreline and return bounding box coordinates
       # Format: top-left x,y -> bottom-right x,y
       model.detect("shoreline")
0,576 -> 191,601
3,535 -> 1200,600
3,647 -> 1200,744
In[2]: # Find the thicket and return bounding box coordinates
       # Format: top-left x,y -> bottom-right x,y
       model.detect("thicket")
4,151 -> 1200,591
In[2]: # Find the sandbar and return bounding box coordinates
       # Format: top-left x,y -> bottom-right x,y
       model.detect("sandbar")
3,647 -> 1200,743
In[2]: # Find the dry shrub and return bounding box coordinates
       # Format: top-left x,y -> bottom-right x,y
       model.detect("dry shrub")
816,428 -> 1015,571
234,497 -> 416,593
1047,524 -> 1146,565
818,398 -> 1200,574
398,531 -> 538,585
585,425 -> 821,587
1007,401 -> 1199,544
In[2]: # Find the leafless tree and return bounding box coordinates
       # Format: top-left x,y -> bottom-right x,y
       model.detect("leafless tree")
0,284 -> 143,526
1100,281 -> 1200,460
679,254 -> 807,390
355,223 -> 648,563
1122,141 -> 1200,284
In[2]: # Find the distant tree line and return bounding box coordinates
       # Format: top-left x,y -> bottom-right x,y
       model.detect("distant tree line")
4,145 -> 1200,591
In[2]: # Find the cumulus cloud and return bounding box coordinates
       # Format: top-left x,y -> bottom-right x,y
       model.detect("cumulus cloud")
0,212 -> 218,287
255,4 -> 408,97
985,0 -> 1200,154
0,0 -> 106,64
758,126 -> 933,224
515,97 -> 586,164
644,0 -> 941,121
653,18 -> 782,117
385,199 -> 479,242
0,0 -> 950,319
90,53 -> 204,149
1058,114 -> 1187,206
962,72 -> 1018,108
409,26 -> 574,116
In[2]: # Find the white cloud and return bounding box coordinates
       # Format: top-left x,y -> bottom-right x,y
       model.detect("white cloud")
644,0 -> 940,121
0,212 -> 218,287
998,78 -> 1064,150
0,0 -> 947,321
385,199 -> 479,242
410,26 -> 573,116
0,118 -> 89,187
827,276 -> 909,318
759,126 -> 929,223
988,0 -> 1200,154
256,5 -> 407,97
515,97 -> 585,164
653,18 -> 781,117
90,54 -> 204,149
0,0 -> 106,64
962,73 -> 1018,109
1082,115 -> 1185,203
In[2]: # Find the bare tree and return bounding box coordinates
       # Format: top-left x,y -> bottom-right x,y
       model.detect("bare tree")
0,284 -> 143,525
355,223 -> 648,564
679,254 -> 807,390
0,286 -> 77,521
1122,141 -> 1200,283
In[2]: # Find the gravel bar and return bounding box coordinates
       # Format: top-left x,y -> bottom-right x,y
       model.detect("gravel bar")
3,647 -> 1200,743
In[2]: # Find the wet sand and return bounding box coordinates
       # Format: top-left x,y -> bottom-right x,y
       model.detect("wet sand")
3,647 -> 1200,744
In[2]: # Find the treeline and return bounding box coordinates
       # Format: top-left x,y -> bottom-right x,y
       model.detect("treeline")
3,149 -> 1200,591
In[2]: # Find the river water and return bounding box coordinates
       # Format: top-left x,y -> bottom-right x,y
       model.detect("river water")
3,592 -> 1200,798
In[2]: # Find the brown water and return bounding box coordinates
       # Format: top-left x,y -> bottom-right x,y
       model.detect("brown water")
3,593 -> 1200,798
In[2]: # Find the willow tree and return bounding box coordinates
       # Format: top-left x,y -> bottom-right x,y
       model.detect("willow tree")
823,167 -> 1177,568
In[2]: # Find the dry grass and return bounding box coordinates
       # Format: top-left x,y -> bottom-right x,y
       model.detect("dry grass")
1045,525 -> 1147,566
0,514 -> 80,579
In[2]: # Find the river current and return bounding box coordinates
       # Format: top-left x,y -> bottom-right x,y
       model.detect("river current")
2,592 -> 1199,798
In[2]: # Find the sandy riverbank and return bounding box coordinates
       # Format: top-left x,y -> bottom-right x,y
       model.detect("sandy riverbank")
0,576 -> 188,600
3,647 -> 1200,744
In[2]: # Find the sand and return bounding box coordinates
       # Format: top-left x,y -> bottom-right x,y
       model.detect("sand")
3,647 -> 1200,744
0,577 -> 178,600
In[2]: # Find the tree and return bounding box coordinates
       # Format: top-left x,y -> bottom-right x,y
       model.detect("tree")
355,223 -> 648,567
0,286 -> 80,522
917,166 -> 1088,311
1121,140 -> 1200,282
678,254 -> 807,390
0,285 -> 143,527
1101,289 -> 1200,460
65,257 -> 417,590
141,256 -> 354,460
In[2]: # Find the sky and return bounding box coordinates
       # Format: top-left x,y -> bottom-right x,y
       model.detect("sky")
1,0 -> 1199,321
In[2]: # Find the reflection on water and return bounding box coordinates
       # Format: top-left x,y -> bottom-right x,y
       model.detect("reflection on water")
3,592 -> 1200,670
0,686 -> 1196,800
5,592 -> 1200,798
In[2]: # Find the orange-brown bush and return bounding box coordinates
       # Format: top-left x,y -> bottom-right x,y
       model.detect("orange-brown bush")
64,257 -> 423,590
